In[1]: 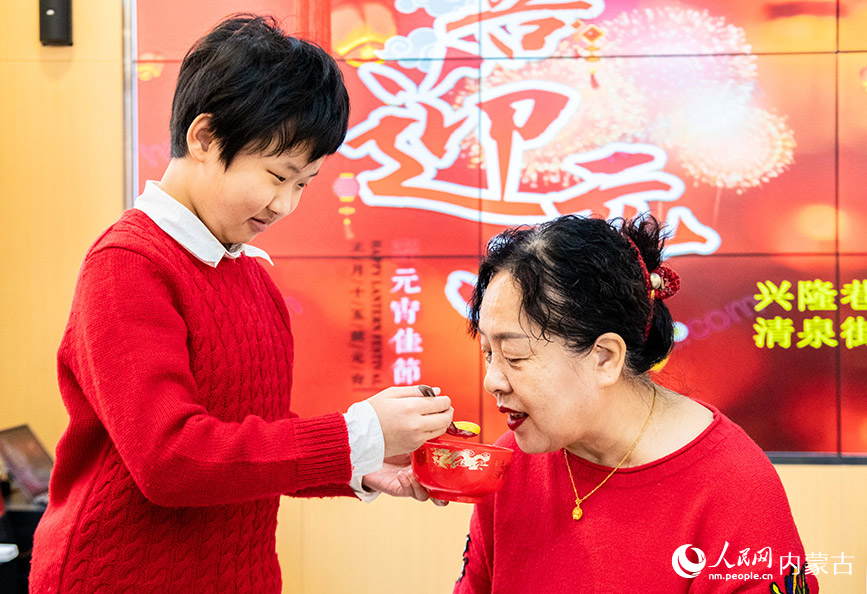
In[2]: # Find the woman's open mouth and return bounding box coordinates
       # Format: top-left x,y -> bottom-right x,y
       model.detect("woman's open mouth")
499,406 -> 528,430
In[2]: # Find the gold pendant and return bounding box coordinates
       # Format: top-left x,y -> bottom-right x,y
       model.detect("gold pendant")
572,503 -> 583,521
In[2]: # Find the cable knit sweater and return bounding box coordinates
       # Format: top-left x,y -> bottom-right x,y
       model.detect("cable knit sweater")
455,406 -> 819,593
29,209 -> 354,593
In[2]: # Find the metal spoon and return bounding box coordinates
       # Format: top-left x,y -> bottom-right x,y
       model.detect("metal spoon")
418,384 -> 480,438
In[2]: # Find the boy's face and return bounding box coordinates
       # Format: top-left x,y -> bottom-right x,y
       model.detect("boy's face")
192,144 -> 323,247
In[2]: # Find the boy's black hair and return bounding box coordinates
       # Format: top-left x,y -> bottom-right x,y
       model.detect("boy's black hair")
170,14 -> 350,167
468,215 -> 676,375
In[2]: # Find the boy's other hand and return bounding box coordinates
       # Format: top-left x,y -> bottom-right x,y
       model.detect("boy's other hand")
367,386 -> 453,458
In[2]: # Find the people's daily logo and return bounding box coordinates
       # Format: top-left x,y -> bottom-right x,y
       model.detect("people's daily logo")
672,544 -> 707,578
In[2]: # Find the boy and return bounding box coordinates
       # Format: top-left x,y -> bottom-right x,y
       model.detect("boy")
28,15 -> 452,593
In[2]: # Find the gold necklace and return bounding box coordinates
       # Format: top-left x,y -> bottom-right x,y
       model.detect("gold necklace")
563,386 -> 656,521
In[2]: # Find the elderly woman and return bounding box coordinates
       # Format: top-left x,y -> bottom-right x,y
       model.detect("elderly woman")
454,215 -> 817,593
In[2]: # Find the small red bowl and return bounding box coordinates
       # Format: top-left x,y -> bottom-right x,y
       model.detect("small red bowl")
412,437 -> 514,503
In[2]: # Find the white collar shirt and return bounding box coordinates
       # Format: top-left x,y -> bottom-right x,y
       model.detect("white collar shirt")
133,180 -> 273,267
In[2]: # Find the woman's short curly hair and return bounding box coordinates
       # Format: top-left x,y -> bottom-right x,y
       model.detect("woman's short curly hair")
468,215 -> 676,375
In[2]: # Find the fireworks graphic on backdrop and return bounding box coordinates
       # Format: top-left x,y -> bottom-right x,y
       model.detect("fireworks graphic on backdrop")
459,59 -> 647,189
463,58 -> 647,189
459,7 -> 795,193
669,100 -> 795,191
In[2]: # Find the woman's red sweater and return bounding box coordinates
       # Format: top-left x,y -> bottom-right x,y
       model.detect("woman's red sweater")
455,406 -> 820,593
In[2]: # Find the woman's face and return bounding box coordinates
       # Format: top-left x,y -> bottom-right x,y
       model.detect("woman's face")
478,272 -> 602,454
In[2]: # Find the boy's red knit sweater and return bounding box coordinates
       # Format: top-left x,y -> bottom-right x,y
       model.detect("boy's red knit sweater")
29,209 -> 354,593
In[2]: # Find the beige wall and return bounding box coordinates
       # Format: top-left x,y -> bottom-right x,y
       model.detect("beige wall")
0,2 -> 863,593
0,2 -> 125,442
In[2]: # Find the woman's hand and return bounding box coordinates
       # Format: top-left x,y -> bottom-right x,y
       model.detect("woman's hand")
362,454 -> 448,506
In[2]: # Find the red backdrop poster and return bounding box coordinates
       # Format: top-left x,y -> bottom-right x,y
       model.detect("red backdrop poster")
133,0 -> 867,456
